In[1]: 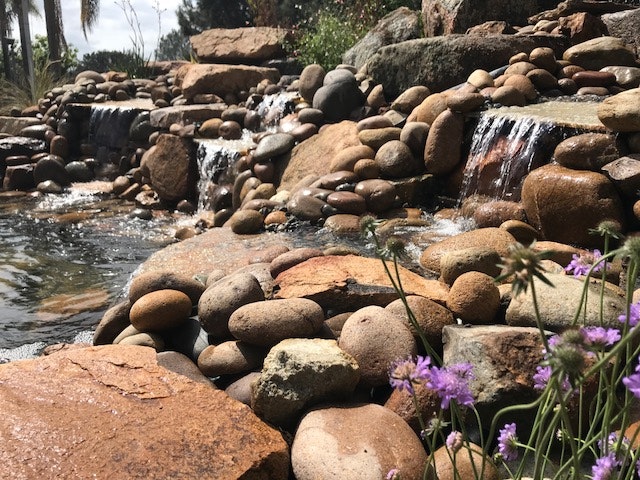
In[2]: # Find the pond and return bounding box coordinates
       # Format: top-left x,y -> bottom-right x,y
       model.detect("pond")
0,183 -> 179,359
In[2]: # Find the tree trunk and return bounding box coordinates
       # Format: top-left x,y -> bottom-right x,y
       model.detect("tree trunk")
43,0 -> 61,76
17,0 -> 34,92
0,3 -> 13,81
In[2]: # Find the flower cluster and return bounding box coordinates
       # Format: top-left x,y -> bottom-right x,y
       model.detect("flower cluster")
497,423 -> 519,462
389,356 -> 475,410
619,301 -> 640,328
564,249 -> 607,277
592,452 -> 620,480
623,361 -> 640,399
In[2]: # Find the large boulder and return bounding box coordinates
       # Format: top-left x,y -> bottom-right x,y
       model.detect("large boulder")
190,27 -> 289,63
343,7 -> 422,70
521,164 -> 626,247
421,0 -> 559,37
601,8 -> 640,57
562,36 -> 638,71
365,34 -> 569,98
276,121 -> 360,193
597,88 -> 640,133
175,63 -> 280,99
0,345 -> 290,479
141,134 -> 197,202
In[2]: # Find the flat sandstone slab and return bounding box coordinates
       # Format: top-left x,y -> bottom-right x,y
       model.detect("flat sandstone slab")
0,345 -> 289,480
275,255 -> 449,311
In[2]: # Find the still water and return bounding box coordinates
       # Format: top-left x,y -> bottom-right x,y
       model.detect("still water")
0,184 -> 177,355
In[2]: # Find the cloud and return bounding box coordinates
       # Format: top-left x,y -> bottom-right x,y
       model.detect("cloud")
30,0 -> 180,58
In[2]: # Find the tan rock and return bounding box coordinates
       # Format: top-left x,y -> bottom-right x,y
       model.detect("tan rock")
141,134 -> 196,202
190,27 -> 288,63
130,289 -> 192,332
433,442 -> 499,480
385,295 -> 455,348
0,345 -> 289,479
176,63 -> 280,99
424,110 -> 465,175
446,271 -> 500,324
597,88 -> 640,133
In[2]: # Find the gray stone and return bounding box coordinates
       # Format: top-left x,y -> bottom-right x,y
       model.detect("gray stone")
601,9 -> 640,58
251,338 -> 360,428
505,273 -> 627,330
253,132 -> 296,162
365,34 -> 568,98
601,155 -> 640,197
312,82 -> 366,123
343,7 -> 421,70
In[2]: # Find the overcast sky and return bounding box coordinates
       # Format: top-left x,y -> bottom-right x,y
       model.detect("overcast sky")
29,1 -> 181,58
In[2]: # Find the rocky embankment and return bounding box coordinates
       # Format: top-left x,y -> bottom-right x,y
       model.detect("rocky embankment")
2,1 -> 640,479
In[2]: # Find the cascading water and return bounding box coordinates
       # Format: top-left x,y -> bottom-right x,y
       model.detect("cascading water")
88,105 -> 140,150
252,91 -> 299,128
457,108 -> 572,205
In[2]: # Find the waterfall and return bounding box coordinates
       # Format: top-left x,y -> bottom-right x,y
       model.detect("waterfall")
253,91 -> 299,128
88,105 -> 139,150
457,112 -> 558,205
195,142 -> 241,211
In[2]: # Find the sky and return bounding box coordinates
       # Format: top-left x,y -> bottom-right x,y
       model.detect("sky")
28,1 -> 181,58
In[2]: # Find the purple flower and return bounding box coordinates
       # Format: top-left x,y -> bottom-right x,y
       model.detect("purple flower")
619,301 -> 640,328
446,431 -> 463,453
389,355 -> 431,395
427,362 -> 475,409
532,365 -> 572,394
592,452 -> 620,480
386,468 -> 400,480
582,327 -> 621,349
565,249 -> 606,277
497,423 -> 519,462
623,362 -> 640,399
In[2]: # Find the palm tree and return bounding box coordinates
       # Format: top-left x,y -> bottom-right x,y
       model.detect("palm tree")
44,0 -> 100,72
0,0 -> 38,80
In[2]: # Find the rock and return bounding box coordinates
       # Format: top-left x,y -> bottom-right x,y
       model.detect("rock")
0,345 -> 289,479
33,154 -> 70,186
225,371 -> 261,405
419,227 -> 517,274
298,64 -> 326,103
446,91 -> 485,113
384,381 -> 441,435
190,27 -> 288,63
553,133 -> 621,170
251,338 -> 360,428
163,317 -> 210,362
424,110 -> 465,175
601,8 -> 640,56
601,155 -> 640,197
422,0 -> 558,36
572,70 -> 616,88
197,340 -> 266,377
198,272 -> 265,338
270,247 -> 324,278
65,160 -> 93,182
176,63 -> 280,99
601,66 -> 640,89
156,350 -> 214,387
312,81 -> 366,123
472,200 -> 526,228
275,255 -> 449,312
503,74 -> 538,102
491,85 -> 527,106
439,247 -> 503,285
228,298 -> 325,347
432,442 -> 499,480
343,7 -> 421,70
401,121 -> 430,158
376,139 -> 422,178
338,305 -> 417,387
286,188 -> 329,222
149,104 -> 227,129
277,121 -> 360,193
129,289 -> 192,332
446,271 -> 500,324
326,190 -> 367,215
391,86 -> 432,114
366,34 -> 568,98
385,295 -> 455,349
93,300 -> 131,345
443,325 -> 545,409
562,36 -> 637,71
253,132 -> 296,162
359,126 -> 402,150
129,270 -> 206,305
329,144 -> 375,173
521,164 -> 626,248
410,92 -> 448,125
505,273 -> 627,330
597,88 -> 640,133
118,332 -> 165,350
2,164 -> 34,190
49,134 -> 68,158
466,20 -> 516,35
558,12 -> 608,45
141,134 -> 196,202
226,209 -> 264,234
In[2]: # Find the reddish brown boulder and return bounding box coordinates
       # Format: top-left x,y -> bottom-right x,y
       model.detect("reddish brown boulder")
141,134 -> 197,202
176,63 -> 280,99
274,255 -> 449,312
0,345 -> 289,479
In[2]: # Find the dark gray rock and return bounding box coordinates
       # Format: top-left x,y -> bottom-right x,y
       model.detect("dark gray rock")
365,34 -> 569,98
